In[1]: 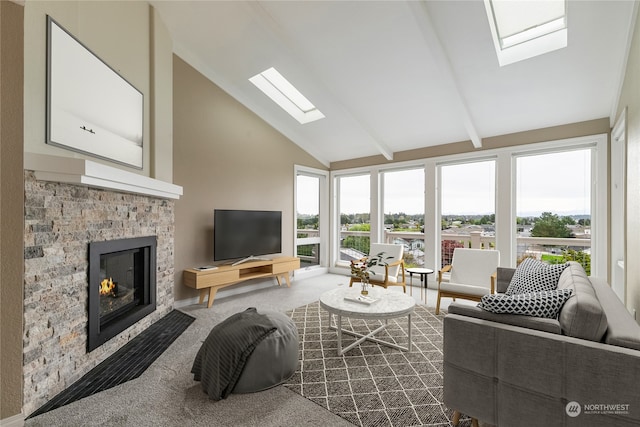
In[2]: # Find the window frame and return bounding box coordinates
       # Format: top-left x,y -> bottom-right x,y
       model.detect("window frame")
437,157 -> 497,269
510,138 -> 606,276
380,166 -> 427,268
294,165 -> 329,276
329,133 -> 607,280
331,169 -> 375,268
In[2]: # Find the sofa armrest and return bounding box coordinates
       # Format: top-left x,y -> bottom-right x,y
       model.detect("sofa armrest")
443,314 -> 640,426
447,302 -> 562,334
591,278 -> 640,351
496,267 -> 515,293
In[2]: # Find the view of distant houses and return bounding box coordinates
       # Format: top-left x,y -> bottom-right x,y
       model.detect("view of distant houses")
298,212 -> 591,270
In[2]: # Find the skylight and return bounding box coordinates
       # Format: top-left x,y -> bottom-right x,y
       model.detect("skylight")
249,67 -> 325,124
484,0 -> 567,66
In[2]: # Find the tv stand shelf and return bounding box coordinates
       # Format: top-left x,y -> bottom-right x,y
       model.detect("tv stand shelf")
183,256 -> 300,308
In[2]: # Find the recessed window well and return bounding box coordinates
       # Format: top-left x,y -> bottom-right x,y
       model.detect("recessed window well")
249,67 -> 325,124
484,0 -> 567,66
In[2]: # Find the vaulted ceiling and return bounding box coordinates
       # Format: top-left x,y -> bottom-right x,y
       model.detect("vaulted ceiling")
151,1 -> 637,166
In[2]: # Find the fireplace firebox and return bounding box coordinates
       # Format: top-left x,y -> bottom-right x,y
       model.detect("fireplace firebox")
88,236 -> 156,352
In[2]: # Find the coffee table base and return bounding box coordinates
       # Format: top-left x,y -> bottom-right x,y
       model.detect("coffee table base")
329,313 -> 412,355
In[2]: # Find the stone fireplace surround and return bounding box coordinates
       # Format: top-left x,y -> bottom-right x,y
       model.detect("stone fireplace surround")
23,169 -> 176,416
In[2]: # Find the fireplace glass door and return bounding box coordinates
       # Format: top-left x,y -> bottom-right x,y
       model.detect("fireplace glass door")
88,236 -> 156,352
99,248 -> 145,326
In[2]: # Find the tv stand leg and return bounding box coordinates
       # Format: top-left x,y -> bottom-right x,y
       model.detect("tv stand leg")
207,287 -> 218,308
277,273 -> 292,287
198,289 -> 206,305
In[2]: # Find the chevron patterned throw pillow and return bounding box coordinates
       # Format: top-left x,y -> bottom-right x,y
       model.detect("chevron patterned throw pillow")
505,258 -> 569,295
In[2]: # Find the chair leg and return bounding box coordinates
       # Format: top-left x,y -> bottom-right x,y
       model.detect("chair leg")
452,411 -> 478,427
451,411 -> 461,426
435,293 -> 442,315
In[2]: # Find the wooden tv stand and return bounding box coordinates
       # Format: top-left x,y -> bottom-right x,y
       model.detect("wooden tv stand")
183,256 -> 300,308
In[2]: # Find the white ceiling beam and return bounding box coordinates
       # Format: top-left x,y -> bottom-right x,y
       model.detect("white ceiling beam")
609,0 -> 639,127
245,1 -> 395,160
408,0 -> 482,149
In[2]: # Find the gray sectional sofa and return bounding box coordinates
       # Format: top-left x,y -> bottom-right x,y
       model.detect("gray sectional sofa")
443,261 -> 640,427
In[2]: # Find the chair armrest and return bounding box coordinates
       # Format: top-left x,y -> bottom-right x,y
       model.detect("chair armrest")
395,259 -> 406,282
438,265 -> 452,284
490,272 -> 497,294
387,258 -> 404,267
383,259 -> 405,282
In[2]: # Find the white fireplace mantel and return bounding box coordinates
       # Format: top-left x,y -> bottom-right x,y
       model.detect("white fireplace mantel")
24,153 -> 183,199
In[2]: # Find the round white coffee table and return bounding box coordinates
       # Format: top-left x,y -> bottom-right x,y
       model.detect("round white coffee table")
319,286 -> 415,355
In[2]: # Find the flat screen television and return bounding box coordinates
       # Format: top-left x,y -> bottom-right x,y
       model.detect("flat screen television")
214,209 -> 282,265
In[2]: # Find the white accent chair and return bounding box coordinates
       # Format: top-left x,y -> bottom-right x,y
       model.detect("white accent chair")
349,243 -> 406,293
435,248 -> 500,314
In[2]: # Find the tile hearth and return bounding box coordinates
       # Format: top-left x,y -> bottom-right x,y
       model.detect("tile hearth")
28,310 -> 194,418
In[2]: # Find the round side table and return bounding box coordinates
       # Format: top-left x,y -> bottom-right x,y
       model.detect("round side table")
406,267 -> 434,304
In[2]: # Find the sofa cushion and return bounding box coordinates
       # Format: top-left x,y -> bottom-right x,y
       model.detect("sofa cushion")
556,262 -> 608,341
590,278 -> 640,350
505,258 -> 569,295
449,302 -> 562,334
478,289 -> 573,318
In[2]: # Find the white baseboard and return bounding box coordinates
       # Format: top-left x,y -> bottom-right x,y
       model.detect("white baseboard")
173,296 -> 200,309
0,413 -> 25,427
174,276 -> 283,308
293,267 -> 328,279
173,268 -> 334,308
329,266 -> 439,289
329,266 -> 350,276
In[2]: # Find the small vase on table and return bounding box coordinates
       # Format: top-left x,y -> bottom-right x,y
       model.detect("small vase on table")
361,278 -> 369,296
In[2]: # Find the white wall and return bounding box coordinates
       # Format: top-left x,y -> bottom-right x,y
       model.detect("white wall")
614,5 -> 640,322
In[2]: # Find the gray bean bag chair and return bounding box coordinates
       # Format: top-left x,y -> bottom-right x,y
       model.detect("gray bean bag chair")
232,309 -> 299,394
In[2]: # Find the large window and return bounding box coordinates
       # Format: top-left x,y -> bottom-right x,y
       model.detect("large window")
515,149 -> 592,273
330,134 -> 606,279
439,160 -> 496,267
296,174 -> 320,267
295,166 -> 328,270
382,168 -> 425,267
337,174 -> 371,262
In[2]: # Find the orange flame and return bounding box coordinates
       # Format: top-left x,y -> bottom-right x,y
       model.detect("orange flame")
100,278 -> 116,296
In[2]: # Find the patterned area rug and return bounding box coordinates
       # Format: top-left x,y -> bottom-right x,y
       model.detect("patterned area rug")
284,302 -> 472,427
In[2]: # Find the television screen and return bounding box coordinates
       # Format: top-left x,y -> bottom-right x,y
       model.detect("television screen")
214,209 -> 282,262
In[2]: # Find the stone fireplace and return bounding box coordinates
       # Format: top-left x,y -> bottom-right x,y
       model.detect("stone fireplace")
87,236 -> 157,352
22,162 -> 180,416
